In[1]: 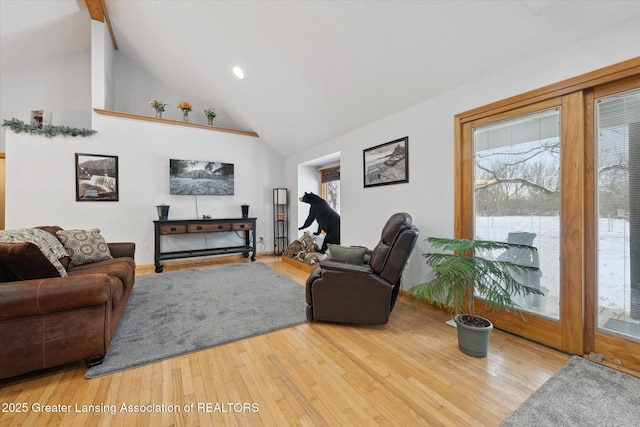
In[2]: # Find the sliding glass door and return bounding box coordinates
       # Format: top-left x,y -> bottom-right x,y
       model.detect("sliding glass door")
456,62 -> 640,370
592,83 -> 640,369
458,97 -> 574,351
473,108 -> 561,320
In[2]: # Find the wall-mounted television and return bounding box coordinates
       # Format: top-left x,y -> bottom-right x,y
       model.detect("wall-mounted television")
169,159 -> 234,195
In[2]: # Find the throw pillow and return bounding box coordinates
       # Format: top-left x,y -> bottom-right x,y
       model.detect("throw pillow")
327,244 -> 368,264
56,229 -> 113,268
34,226 -> 70,268
0,228 -> 68,277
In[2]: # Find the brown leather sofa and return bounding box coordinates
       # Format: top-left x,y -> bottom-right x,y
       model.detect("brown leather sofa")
306,212 -> 419,324
0,226 -> 135,380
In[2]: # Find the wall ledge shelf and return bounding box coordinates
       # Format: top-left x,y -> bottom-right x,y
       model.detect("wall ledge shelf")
93,108 -> 259,138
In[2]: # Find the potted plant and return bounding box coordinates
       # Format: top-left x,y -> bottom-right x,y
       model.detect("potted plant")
150,99 -> 168,118
204,107 -> 217,125
177,101 -> 193,122
408,237 -> 543,357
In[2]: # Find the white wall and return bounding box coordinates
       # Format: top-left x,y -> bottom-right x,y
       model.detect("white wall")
296,163 -> 321,230
113,53 -> 239,130
5,116 -> 283,266
285,17 -> 640,289
2,20 -> 285,268
91,19 -> 115,111
0,50 -> 92,152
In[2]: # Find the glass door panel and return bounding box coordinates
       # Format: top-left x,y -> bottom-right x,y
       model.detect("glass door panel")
595,88 -> 640,342
473,108 -> 561,319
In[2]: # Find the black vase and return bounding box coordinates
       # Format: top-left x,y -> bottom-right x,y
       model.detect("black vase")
157,205 -> 170,220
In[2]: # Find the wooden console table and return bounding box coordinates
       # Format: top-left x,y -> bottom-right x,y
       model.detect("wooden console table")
153,218 -> 256,273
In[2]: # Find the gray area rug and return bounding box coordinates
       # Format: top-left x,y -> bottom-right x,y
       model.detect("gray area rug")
86,262 -> 306,378
501,356 -> 640,426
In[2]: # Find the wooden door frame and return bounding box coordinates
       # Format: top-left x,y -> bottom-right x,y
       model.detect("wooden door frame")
0,153 -> 5,230
454,57 -> 640,357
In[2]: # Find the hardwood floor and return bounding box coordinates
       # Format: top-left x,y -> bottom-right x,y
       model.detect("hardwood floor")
0,256 -> 569,426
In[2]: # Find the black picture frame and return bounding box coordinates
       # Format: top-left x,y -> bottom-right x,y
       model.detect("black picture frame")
75,153 -> 119,201
363,136 -> 409,188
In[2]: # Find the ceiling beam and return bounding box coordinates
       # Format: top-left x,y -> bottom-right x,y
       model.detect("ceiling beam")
85,0 -> 103,21
84,0 -> 118,50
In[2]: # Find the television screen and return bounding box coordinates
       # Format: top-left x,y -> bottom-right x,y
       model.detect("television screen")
170,159 -> 234,195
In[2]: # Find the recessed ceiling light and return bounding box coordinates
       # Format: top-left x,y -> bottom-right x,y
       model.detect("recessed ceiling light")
233,66 -> 245,79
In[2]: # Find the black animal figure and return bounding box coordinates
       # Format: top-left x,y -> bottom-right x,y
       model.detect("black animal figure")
298,192 -> 340,253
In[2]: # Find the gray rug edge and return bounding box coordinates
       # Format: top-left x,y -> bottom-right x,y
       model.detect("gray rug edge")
86,318 -> 305,379
85,262 -> 307,379
500,355 -> 640,426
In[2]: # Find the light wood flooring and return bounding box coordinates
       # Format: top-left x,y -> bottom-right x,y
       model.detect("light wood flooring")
0,256 -> 570,426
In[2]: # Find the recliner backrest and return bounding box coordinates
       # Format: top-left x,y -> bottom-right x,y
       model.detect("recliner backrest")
369,213 -> 417,283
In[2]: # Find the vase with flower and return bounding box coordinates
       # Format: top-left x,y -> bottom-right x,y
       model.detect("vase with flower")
178,101 -> 193,122
150,99 -> 168,118
204,108 -> 217,125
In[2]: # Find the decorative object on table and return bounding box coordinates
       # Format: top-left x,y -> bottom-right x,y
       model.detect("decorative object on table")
204,107 -> 217,125
149,99 -> 168,118
177,101 -> 193,122
75,153 -> 119,201
2,118 -> 96,138
30,110 -> 52,128
273,188 -> 289,256
408,237 -> 543,357
363,136 -> 409,188
156,204 -> 170,220
241,204 -> 250,218
169,158 -> 234,195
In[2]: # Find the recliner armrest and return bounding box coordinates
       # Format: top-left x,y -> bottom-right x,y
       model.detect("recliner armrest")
319,259 -> 373,274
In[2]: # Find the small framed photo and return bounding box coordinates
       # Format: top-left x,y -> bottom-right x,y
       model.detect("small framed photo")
363,136 -> 409,188
75,153 -> 119,201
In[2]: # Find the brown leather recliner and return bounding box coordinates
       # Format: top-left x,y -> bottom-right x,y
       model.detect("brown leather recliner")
305,212 -> 419,324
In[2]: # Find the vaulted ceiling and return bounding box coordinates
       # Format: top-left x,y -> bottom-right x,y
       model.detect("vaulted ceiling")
1,1 -> 639,156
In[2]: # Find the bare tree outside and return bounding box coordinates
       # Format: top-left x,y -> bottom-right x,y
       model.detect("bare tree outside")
473,109 -> 561,319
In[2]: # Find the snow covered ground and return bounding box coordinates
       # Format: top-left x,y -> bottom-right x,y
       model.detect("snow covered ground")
476,216 -> 638,334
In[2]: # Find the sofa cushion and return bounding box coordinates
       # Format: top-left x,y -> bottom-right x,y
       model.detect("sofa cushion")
0,242 -> 62,281
67,257 -> 135,294
0,228 -> 68,277
56,229 -> 113,267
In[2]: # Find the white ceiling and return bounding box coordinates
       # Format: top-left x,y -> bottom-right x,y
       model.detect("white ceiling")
1,1 -> 639,156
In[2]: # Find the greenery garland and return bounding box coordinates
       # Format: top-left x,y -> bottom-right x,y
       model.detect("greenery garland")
2,118 -> 97,138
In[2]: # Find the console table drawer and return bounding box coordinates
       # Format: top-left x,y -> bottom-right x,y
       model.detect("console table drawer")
232,222 -> 253,231
160,225 -> 187,235
188,223 -> 231,233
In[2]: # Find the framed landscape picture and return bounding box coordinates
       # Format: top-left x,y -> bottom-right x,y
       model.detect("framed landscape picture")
363,136 -> 409,188
169,159 -> 235,195
75,153 -> 119,201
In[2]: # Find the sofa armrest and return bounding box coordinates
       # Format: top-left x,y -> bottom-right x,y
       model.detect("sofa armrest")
0,274 -> 111,321
108,242 -> 136,259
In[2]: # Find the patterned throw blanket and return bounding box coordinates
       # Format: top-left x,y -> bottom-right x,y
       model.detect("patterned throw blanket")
0,228 -> 68,276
